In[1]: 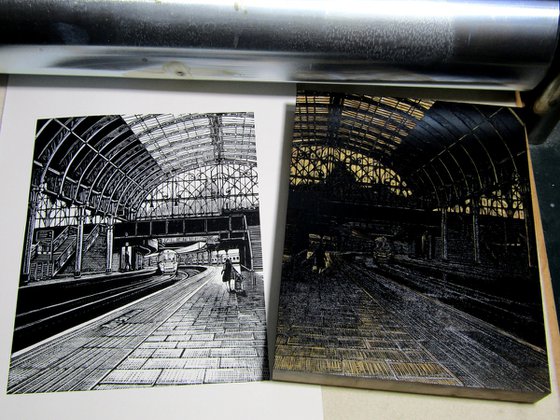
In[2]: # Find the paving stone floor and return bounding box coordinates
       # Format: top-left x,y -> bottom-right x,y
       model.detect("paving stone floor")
274,262 -> 550,395
7,267 -> 268,393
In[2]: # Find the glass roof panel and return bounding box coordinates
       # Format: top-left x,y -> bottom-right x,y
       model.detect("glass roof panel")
123,113 -> 256,175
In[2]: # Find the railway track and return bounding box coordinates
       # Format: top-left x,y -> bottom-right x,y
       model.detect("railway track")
344,261 -> 546,348
11,270 -> 190,352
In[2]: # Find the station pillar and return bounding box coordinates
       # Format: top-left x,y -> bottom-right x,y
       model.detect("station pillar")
74,206 -> 85,277
22,185 -> 40,284
471,199 -> 480,264
522,189 -> 534,268
106,215 -> 114,273
440,207 -> 448,260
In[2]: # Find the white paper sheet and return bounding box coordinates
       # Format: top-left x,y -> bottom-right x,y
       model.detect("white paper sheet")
0,75 -> 323,420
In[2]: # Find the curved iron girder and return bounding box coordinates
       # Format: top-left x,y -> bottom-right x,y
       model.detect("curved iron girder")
406,120 -> 473,201
91,142 -> 153,193
457,140 -> 487,193
51,117 -> 122,195
421,168 -> 441,208
422,160 -> 449,203
36,118 -> 88,187
112,160 -> 166,214
439,106 -> 521,202
126,172 -> 172,215
453,112 -> 502,184
55,116 -> 122,172
97,155 -> 159,214
402,105 -> 518,203
438,151 -> 468,197
475,106 -> 520,176
395,111 -> 474,191
90,150 -> 154,208
74,133 -> 139,202
85,149 -> 137,207
60,124 -> 131,199
432,157 -> 460,202
70,125 -> 134,186
35,117 -> 84,164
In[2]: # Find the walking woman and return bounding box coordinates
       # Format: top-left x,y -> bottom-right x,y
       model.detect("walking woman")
222,257 -> 233,292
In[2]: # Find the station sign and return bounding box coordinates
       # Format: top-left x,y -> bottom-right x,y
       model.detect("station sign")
161,235 -> 218,245
35,229 -> 54,242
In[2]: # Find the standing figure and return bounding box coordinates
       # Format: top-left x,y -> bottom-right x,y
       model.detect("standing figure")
421,230 -> 429,259
222,257 -> 233,292
124,250 -> 131,271
314,241 -> 326,274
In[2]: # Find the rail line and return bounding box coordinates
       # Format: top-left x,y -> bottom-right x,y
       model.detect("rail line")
11,270 -> 191,352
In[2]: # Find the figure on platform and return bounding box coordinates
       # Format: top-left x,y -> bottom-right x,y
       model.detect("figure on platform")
421,230 -> 429,259
124,250 -> 131,271
313,240 -> 326,275
222,257 -> 233,292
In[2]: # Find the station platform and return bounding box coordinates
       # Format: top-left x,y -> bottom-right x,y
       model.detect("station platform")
8,267 -> 268,393
274,262 -> 550,400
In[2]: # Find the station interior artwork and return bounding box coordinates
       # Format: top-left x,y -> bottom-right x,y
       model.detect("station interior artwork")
273,90 -> 550,402
8,113 -> 268,393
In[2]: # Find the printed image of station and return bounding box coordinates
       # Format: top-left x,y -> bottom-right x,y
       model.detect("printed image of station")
273,92 -> 550,402
8,113 -> 267,393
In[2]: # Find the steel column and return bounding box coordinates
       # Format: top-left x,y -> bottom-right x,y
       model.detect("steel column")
74,206 -> 85,277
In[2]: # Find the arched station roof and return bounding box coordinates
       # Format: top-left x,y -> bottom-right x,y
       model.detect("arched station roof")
32,113 -> 256,220
293,92 -> 528,208
31,95 -> 528,223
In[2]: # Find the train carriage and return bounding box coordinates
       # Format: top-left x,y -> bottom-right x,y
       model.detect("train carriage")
157,249 -> 178,274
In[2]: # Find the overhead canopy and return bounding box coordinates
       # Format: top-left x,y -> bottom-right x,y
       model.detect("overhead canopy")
292,92 -> 528,208
31,95 -> 529,223
122,113 -> 256,174
32,113 -> 256,220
